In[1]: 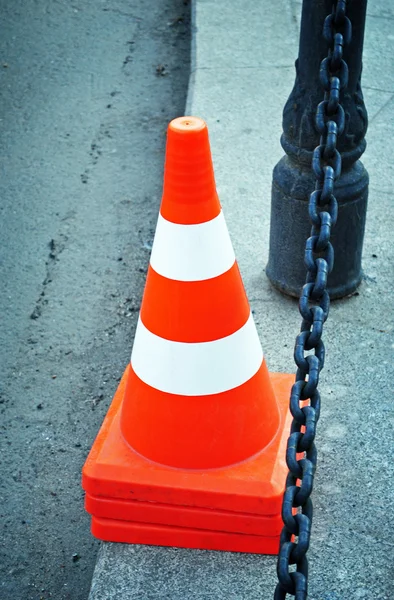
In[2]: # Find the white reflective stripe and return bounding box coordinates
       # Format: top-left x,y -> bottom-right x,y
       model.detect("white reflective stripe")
149,211 -> 236,281
131,313 -> 263,396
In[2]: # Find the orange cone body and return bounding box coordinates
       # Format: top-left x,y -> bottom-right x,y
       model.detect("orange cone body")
82,117 -> 292,554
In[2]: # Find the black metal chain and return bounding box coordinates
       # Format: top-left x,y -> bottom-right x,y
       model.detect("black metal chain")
274,2 -> 351,598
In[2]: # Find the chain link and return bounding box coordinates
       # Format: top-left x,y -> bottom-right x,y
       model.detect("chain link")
274,2 -> 351,598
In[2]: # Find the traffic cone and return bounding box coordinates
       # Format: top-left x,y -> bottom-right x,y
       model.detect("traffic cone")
82,117 -> 293,554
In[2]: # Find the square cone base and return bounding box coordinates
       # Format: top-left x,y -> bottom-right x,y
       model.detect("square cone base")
82,366 -> 293,553
85,493 -> 283,536
91,516 -> 280,555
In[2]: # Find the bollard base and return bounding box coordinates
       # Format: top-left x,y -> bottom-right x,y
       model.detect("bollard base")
266,156 -> 369,300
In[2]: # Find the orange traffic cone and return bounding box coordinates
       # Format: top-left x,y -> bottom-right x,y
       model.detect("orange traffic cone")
82,117 -> 293,554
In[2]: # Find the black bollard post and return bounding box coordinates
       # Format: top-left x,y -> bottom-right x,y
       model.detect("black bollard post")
266,0 -> 369,299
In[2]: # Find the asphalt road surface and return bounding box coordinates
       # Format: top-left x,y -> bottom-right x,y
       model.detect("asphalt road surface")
0,1 -> 190,598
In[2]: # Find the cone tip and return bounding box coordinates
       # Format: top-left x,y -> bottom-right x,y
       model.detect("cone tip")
169,116 -> 206,134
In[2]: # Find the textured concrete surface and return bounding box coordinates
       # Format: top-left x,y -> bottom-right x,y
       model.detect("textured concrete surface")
0,1 -> 190,598
89,0 -> 394,598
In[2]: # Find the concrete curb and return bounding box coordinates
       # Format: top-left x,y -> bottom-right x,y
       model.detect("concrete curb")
88,1 -> 394,598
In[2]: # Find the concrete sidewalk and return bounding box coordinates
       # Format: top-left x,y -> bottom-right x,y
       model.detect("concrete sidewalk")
88,1 -> 394,598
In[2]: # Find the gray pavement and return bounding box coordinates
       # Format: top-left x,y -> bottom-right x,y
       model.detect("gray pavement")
89,1 -> 394,599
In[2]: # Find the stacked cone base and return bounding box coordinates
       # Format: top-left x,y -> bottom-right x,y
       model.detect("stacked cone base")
91,517 -> 280,554
85,494 -> 283,536
82,367 -> 293,554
